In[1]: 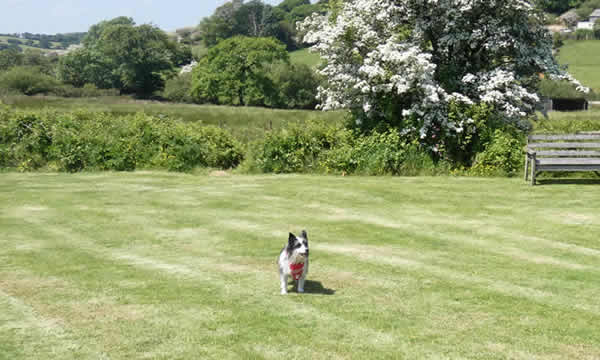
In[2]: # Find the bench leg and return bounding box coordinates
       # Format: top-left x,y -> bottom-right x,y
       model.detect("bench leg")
524,156 -> 529,181
530,160 -> 536,186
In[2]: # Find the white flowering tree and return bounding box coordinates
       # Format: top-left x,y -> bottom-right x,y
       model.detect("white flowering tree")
301,0 -> 587,161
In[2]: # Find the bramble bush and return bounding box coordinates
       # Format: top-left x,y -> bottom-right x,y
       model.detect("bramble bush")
0,105 -> 243,172
243,120 -> 449,176
468,130 -> 525,177
248,120 -> 351,173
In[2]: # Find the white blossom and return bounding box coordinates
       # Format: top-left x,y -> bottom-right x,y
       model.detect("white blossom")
300,0 -> 583,143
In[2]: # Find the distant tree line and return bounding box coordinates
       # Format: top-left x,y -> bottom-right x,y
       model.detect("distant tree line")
537,0 -> 600,18
0,32 -> 86,50
0,2 -> 325,108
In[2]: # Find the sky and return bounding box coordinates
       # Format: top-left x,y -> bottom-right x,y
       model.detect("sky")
0,0 -> 284,34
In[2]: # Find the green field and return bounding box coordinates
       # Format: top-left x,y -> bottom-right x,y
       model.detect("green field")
0,35 -> 62,51
1,172 -> 599,359
557,40 -> 600,93
1,96 -> 345,143
290,48 -> 322,68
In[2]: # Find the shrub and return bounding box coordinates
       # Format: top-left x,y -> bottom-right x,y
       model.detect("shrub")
50,83 -> 120,98
0,66 -> 58,95
250,121 -> 351,173
268,63 -> 320,109
246,120 -> 442,176
0,106 -> 52,170
575,29 -> 594,41
538,78 -> 589,99
163,73 -> 193,103
0,107 -> 244,172
322,130 -> 408,175
152,122 -> 244,171
469,130 -> 525,177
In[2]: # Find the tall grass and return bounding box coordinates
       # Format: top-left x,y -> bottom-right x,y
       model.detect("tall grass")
534,107 -> 600,133
1,96 -> 346,143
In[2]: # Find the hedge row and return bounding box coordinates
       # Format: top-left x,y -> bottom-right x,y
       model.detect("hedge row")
0,106 -> 527,176
241,121 -> 525,177
0,106 -> 243,172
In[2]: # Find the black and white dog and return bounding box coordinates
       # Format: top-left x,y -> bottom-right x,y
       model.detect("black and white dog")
278,230 -> 309,294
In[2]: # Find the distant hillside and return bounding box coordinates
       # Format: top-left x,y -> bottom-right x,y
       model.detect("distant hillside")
0,32 -> 85,52
556,39 -> 600,93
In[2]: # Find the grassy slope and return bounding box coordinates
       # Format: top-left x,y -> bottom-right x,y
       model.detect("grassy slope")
1,172 -> 600,359
290,48 -> 322,68
1,96 -> 345,143
0,35 -> 62,51
556,40 -> 600,93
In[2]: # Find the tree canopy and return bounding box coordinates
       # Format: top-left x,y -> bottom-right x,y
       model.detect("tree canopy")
59,18 -> 191,97
197,0 -> 329,50
190,36 -> 289,106
301,0 -> 587,161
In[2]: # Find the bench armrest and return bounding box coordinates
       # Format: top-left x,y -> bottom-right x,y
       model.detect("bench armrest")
526,149 -> 536,157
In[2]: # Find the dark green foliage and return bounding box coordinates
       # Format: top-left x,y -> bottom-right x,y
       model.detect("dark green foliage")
537,0 -> 583,14
191,36 -> 289,106
58,48 -> 118,89
82,16 -> 136,47
59,17 -> 191,97
469,130 -> 525,177
0,66 -> 58,95
0,106 -> 244,172
98,24 -> 175,96
575,29 -> 594,40
0,48 -> 57,74
575,0 -> 600,18
321,130 -> 413,175
250,120 -> 349,173
0,49 -> 24,71
163,73 -> 194,103
197,0 -> 328,50
269,63 -> 319,109
245,120 -> 440,175
153,122 -> 244,171
2,32 -> 86,49
538,78 -> 591,99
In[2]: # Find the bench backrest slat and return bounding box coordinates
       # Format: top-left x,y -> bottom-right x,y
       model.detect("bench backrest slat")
529,134 -> 600,141
534,150 -> 600,156
528,142 -> 600,149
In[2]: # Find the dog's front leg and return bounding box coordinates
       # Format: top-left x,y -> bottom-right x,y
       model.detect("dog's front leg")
297,276 -> 305,293
280,273 -> 288,294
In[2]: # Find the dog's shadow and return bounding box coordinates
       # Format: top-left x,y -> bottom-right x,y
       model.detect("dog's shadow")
301,280 -> 336,295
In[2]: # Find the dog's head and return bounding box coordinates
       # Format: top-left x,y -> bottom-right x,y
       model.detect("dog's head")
287,230 -> 309,259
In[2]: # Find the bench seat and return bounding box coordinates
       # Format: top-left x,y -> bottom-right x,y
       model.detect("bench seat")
525,133 -> 600,185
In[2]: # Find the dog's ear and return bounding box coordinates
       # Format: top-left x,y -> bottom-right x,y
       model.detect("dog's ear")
288,232 -> 296,247
301,230 -> 308,241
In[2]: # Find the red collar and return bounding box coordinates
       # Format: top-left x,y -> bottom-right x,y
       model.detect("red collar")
290,263 -> 304,280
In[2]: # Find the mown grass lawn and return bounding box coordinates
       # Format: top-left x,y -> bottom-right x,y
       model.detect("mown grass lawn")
1,172 -> 600,359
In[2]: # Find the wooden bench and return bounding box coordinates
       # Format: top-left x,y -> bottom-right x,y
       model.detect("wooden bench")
525,133 -> 600,185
